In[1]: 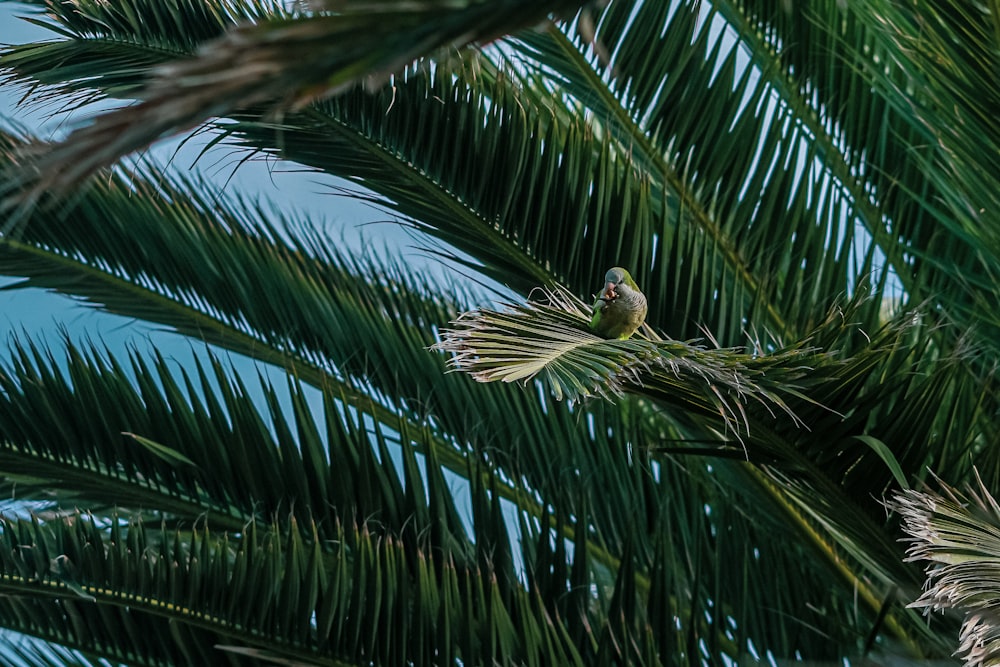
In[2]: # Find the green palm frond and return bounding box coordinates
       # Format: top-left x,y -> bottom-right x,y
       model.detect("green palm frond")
891,476 -> 1000,667
2,6 -> 678,296
0,0 -> 285,112
437,281 -> 989,647
0,637 -> 99,667
0,334 -> 483,550
0,499 -> 723,666
505,1 -> 884,343
0,122 -> 781,608
725,0 -> 1000,357
3,0 -> 589,210
0,511 -> 487,665
0,129 -> 665,567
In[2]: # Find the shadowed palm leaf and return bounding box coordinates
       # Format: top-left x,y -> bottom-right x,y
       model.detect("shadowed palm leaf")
2,0 -> 589,213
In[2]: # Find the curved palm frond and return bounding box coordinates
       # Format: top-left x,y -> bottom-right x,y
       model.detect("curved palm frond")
0,489 -> 815,667
1,5 -> 666,295
0,509 -> 527,666
437,281 -> 991,650
2,121 -> 819,640
0,334 -> 484,552
505,1 -> 884,344
2,0 -> 589,212
0,129 -> 668,575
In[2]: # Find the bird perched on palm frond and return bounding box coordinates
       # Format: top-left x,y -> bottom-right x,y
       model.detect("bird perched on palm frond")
589,267 -> 647,339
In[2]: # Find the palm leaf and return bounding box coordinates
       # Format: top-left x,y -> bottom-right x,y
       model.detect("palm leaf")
0,129 -> 646,570
0,502 -> 676,666
3,0 -> 1000,661
891,475 -> 1000,667
0,126 -> 752,625
436,285 -> 805,437
505,1 -> 884,343
0,637 -> 101,667
0,334 -> 485,550
2,0 -> 589,211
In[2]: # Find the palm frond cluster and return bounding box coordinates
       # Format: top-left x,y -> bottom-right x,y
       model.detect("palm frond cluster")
1,0 -> 999,664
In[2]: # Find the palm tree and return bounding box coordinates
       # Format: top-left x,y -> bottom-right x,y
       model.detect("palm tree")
0,0 -> 998,664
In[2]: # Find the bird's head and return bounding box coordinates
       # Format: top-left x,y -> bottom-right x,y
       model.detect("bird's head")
602,267 -> 635,300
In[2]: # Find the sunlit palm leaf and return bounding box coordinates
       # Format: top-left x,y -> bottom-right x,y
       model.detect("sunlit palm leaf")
436,286 -> 807,438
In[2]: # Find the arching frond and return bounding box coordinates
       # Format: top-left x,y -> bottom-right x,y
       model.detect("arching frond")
0,334 -> 483,553
2,0 -> 1000,662
3,0 -> 589,211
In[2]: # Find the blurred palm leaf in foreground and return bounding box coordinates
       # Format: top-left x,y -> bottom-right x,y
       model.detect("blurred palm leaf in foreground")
1,0 -> 999,664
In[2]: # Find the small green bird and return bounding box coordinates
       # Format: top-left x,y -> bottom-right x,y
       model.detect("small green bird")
589,267 -> 647,339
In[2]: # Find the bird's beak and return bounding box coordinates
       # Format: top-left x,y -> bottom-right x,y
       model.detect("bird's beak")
603,281 -> 617,300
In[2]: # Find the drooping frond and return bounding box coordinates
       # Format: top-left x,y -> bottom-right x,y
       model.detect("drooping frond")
2,0 -> 589,212
438,283 -> 994,646
2,0 -> 1000,662
0,130 -> 687,573
0,509 -> 572,666
0,0 -> 289,113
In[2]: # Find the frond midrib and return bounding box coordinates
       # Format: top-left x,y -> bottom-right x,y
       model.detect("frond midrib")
300,106 -> 554,288
716,1 -> 914,301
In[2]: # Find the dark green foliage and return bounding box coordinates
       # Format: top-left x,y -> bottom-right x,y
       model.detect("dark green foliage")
1,0 -> 998,664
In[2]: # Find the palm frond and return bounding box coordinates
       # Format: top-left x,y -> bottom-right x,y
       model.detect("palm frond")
3,0 -> 589,212
0,130 -> 630,569
2,0 -> 884,347
3,0 -> 1000,662
213,53 -> 660,295
0,499 -> 720,666
0,511 -> 457,665
0,333 -> 484,550
436,285 -> 805,439
504,1 -> 886,344
3,6 -> 679,298
891,475 -> 1000,667
0,635 -> 100,667
0,128 -> 721,605
714,0 -> 1000,369
0,130 -> 475,467
437,282 -> 994,648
